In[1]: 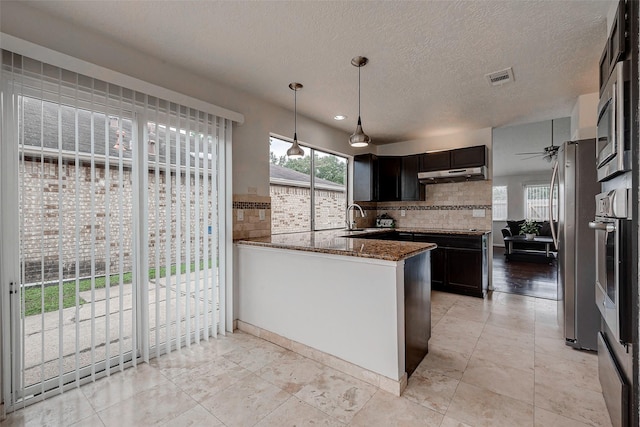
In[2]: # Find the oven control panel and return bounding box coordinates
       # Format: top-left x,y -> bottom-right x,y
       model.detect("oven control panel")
595,189 -> 630,219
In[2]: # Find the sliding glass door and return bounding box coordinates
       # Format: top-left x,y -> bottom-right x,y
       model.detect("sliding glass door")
0,50 -> 229,411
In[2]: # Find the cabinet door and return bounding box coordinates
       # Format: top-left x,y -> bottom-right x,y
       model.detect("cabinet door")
450,146 -> 486,168
607,0 -> 626,77
401,155 -> 422,201
378,157 -> 401,201
446,248 -> 483,295
419,151 -> 450,172
430,247 -> 446,287
353,154 -> 378,201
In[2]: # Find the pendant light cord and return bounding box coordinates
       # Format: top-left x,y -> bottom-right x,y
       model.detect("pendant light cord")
358,64 -> 361,118
294,89 -> 297,136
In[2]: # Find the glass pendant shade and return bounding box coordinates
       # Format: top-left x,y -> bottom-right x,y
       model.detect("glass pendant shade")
287,82 -> 304,158
350,56 -> 370,147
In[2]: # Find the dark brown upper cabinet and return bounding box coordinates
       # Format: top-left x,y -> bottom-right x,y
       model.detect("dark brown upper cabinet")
419,145 -> 486,172
419,150 -> 450,172
401,155 -> 423,201
353,153 -> 378,202
600,0 -> 627,94
377,156 -> 402,201
353,154 -> 424,202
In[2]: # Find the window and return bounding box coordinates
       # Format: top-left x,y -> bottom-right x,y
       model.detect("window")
524,184 -> 557,221
269,136 -> 347,233
492,186 -> 508,221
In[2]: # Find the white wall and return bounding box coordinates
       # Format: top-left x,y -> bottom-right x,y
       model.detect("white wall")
0,2 -> 360,198
570,92 -> 599,140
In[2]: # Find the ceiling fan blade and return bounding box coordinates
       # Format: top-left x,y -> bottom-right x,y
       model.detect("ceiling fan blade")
520,154 -> 542,161
516,152 -> 544,155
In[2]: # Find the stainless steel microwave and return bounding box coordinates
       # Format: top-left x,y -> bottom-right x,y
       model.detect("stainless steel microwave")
596,60 -> 631,182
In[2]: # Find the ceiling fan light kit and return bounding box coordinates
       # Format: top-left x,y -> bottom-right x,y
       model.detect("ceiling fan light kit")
349,56 -> 371,148
287,82 -> 304,158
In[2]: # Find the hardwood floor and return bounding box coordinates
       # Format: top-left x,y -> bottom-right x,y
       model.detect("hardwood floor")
492,246 -> 558,300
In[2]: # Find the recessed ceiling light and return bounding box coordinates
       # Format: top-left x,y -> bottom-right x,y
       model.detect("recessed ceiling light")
334,115 -> 347,121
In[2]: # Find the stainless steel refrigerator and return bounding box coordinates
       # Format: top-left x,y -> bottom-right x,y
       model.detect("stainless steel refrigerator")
551,139 -> 600,351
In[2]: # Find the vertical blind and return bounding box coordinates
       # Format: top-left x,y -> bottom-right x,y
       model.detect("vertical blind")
524,184 -> 557,221
492,186 -> 508,221
0,50 -> 230,411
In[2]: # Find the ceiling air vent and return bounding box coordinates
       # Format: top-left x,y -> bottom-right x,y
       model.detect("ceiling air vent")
485,67 -> 514,86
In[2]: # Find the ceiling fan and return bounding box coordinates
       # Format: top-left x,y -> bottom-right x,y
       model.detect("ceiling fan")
516,120 -> 559,162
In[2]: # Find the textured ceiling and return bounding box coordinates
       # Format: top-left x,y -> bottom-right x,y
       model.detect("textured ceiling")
16,0 -> 613,144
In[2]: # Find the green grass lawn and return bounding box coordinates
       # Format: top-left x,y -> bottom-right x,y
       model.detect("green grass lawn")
23,260 -> 213,317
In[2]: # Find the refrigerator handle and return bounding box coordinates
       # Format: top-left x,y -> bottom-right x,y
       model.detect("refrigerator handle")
549,160 -> 559,248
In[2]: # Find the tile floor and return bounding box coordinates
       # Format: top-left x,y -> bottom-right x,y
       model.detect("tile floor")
1,290 -> 612,427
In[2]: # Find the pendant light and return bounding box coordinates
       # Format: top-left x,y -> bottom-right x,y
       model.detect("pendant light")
349,56 -> 370,147
287,82 -> 304,158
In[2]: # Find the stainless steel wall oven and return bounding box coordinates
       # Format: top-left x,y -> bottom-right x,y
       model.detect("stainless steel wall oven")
590,189 -> 632,344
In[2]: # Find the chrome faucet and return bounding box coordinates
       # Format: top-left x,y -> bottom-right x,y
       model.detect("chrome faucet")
345,203 -> 366,230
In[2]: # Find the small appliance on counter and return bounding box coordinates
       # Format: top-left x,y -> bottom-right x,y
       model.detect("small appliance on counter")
376,213 -> 395,228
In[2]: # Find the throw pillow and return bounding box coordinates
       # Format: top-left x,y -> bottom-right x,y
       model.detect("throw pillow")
507,220 -> 525,236
539,221 -> 551,236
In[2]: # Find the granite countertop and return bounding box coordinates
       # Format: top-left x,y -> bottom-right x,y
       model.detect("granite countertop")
235,229 -> 437,262
340,228 -> 491,237
392,228 -> 491,236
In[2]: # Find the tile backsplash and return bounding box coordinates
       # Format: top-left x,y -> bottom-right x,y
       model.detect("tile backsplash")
233,194 -> 271,240
356,180 -> 493,231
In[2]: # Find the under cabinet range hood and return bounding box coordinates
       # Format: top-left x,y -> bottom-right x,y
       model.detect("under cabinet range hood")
418,166 -> 487,184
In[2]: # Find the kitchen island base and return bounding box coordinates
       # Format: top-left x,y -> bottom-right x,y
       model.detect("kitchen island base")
235,243 -> 431,395
236,320 -> 408,396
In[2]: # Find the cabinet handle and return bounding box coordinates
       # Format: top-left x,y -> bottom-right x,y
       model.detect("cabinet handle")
589,221 -> 616,232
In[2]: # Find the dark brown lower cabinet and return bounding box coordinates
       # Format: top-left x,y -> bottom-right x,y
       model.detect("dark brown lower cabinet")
403,251 -> 431,377
349,231 -> 489,298
430,247 -> 446,287
413,233 -> 488,298
446,248 -> 484,297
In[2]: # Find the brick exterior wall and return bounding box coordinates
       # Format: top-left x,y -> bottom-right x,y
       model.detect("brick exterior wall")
270,185 -> 346,234
21,157 -> 215,283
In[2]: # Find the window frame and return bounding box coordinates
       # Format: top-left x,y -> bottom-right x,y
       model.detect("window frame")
523,183 -> 557,221
269,135 -> 349,233
492,185 -> 508,221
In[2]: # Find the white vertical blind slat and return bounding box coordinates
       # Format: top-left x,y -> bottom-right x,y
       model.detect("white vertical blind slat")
163,112 -> 172,356
89,78 -> 97,381
184,109 -> 192,346
175,108 -> 182,350
56,66 -> 65,390
218,118 -> 228,334
73,73 -> 81,386
152,104 -> 161,360
194,116 -> 201,343
202,119 -> 210,340
103,85 -> 111,377
116,88 -> 126,372
38,61 -> 46,398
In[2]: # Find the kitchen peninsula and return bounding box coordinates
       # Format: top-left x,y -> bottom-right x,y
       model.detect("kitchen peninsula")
235,229 -> 436,395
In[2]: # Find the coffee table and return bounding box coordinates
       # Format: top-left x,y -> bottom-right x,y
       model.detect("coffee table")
503,235 -> 556,262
